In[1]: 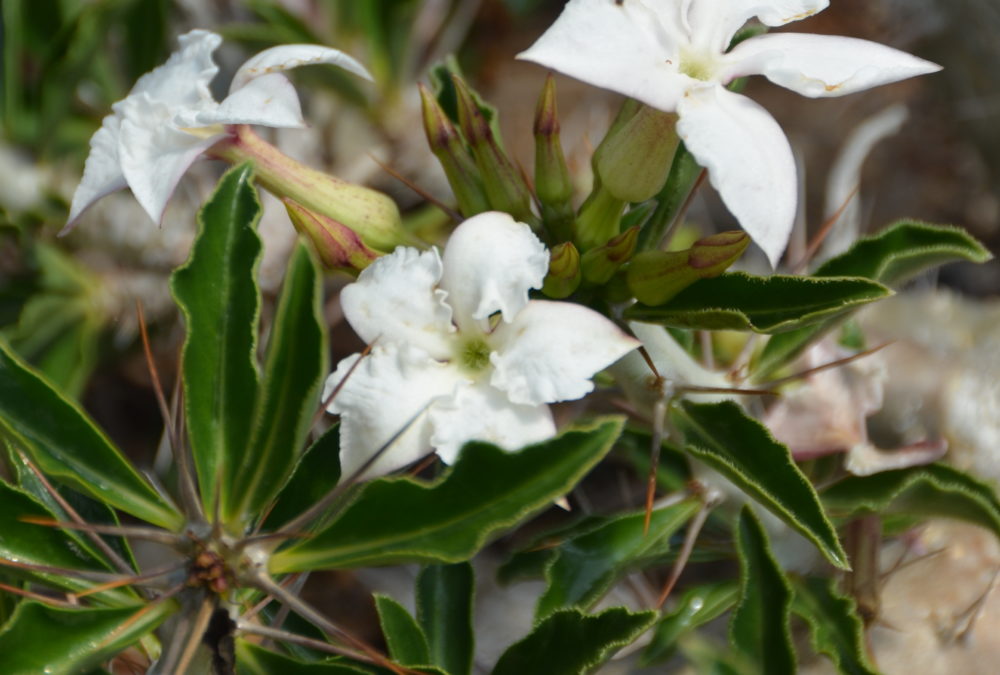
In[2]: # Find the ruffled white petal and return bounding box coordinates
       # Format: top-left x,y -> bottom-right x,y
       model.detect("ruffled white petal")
116,95 -> 223,224
230,43 -> 372,94
428,382 -> 556,464
685,0 -> 829,52
189,73 -> 306,129
677,85 -> 796,266
325,343 -> 464,480
516,0 -> 693,112
489,300 -> 639,406
65,114 -> 128,228
340,247 -> 455,360
723,33 -> 942,98
439,212 -> 548,330
130,29 -> 221,108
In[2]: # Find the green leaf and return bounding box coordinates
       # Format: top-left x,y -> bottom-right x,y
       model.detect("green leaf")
821,463 -> 1000,539
672,401 -> 847,569
755,221 -> 992,378
375,595 -> 430,667
0,479 -> 131,603
0,342 -> 182,530
235,641 -> 370,674
228,242 -> 327,523
264,424 -> 342,530
492,607 -> 656,675
624,272 -> 890,333
730,507 -> 795,675
536,499 -> 700,618
171,163 -> 262,516
416,563 -> 474,675
270,419 -> 624,572
792,577 -> 878,675
641,581 -> 738,666
0,600 -> 175,675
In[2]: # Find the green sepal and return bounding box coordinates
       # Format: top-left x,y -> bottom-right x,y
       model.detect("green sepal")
171,163 -> 262,517
269,419 -> 624,572
672,401 -> 848,569
730,507 -> 795,675
625,272 -> 890,333
492,607 -> 656,675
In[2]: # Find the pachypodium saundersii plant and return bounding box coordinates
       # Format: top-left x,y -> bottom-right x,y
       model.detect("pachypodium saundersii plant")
2,1 -> 999,674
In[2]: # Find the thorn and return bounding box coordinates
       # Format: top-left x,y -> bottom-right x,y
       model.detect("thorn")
135,300 -> 175,455
655,486 -> 720,608
17,516 -> 184,545
758,341 -> 893,390
0,582 -> 79,608
369,153 -> 462,223
792,184 -> 860,273
311,340 -> 376,428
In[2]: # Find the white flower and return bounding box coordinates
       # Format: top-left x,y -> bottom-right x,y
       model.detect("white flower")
517,0 -> 941,266
323,211 -> 640,480
66,29 -> 371,229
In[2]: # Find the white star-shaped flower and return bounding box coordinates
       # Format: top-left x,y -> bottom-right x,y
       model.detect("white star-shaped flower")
517,0 -> 941,265
323,211 -> 640,480
67,29 -> 370,229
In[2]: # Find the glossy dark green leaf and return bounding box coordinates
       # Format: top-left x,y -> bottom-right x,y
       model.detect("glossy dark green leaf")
228,242 -> 327,524
375,594 -> 430,667
171,163 -> 262,516
672,401 -> 847,569
264,424 -> 341,530
236,641 -> 370,674
0,600 -> 175,675
730,507 -> 795,675
754,221 -> 992,378
625,272 -> 890,333
270,419 -> 624,572
417,563 -> 474,675
822,463 -> 1000,539
640,581 -> 738,666
492,607 -> 656,675
792,577 -> 878,675
537,500 -> 700,618
0,342 -> 182,530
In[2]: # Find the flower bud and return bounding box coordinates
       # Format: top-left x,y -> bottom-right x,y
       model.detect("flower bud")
534,75 -> 575,242
574,182 -> 625,252
212,125 -> 412,252
626,230 -> 749,305
595,105 -> 679,203
581,225 -> 639,285
283,198 -> 378,272
453,75 -> 538,226
542,241 -> 582,298
418,84 -> 490,217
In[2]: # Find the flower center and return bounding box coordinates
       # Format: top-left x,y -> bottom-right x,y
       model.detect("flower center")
457,337 -> 492,374
678,48 -> 718,82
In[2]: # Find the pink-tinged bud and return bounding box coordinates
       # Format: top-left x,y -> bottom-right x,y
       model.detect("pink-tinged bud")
626,230 -> 749,305
534,75 -> 575,242
453,75 -> 538,226
283,198 -> 378,272
581,225 -> 639,285
418,84 -> 490,217
542,241 -> 581,299
595,105 -> 679,203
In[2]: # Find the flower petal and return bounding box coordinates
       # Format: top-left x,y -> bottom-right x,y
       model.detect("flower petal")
64,114 -> 128,229
723,33 -> 942,98
677,85 -> 796,266
189,73 -> 305,128
116,95 -> 223,225
685,0 -> 829,52
340,247 -> 455,360
230,43 -> 372,94
325,343 -> 463,480
439,212 -> 548,330
428,382 -> 556,464
489,300 -> 639,406
516,0 -> 693,112
130,29 -> 221,108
